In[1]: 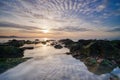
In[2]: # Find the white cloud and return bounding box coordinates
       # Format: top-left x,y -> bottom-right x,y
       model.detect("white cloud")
0,0 -> 119,39
97,5 -> 106,11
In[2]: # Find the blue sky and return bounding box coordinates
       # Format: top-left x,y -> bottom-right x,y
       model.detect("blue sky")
0,0 -> 120,39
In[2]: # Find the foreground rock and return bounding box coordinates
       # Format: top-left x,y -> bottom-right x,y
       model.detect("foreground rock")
0,58 -> 29,74
0,46 -> 24,58
0,39 -> 40,58
60,39 -> 120,76
0,39 -> 34,74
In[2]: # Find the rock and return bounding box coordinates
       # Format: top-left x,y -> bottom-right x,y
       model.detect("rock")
65,52 -> 72,55
41,41 -> 46,45
21,47 -> 34,50
0,58 -> 30,74
6,39 -> 25,47
0,46 -> 24,58
25,40 -> 33,44
63,39 -> 120,75
34,39 -> 40,44
35,39 -> 39,42
85,57 -> 97,66
54,44 -> 63,49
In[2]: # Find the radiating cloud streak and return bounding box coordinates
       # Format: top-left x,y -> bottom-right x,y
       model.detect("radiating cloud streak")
0,21 -> 41,30
52,26 -> 91,32
0,0 -> 120,39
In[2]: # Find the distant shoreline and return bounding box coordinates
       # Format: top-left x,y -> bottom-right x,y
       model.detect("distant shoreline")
0,36 -> 23,38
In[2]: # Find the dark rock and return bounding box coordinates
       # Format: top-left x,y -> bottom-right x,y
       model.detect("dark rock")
0,58 -> 30,74
34,39 -> 40,44
25,40 -> 33,44
0,46 -> 24,58
54,44 -> 63,49
41,41 -> 46,45
21,47 -> 34,50
6,39 -> 25,47
65,52 -> 72,55
65,39 -> 120,74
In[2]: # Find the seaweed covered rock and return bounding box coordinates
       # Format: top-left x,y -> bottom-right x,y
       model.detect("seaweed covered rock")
111,40 -> 120,49
68,40 -> 120,68
0,58 -> 29,73
70,40 -> 120,59
6,39 -> 25,47
0,46 -> 24,58
59,39 -> 120,75
90,41 -> 120,60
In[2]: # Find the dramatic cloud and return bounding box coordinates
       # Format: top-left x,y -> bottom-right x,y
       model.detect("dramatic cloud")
52,26 -> 91,32
0,0 -> 120,39
0,21 -> 41,30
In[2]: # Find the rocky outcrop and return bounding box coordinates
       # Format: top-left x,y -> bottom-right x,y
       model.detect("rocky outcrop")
60,39 -> 120,74
6,39 -> 25,47
0,46 -> 24,58
0,39 -> 35,58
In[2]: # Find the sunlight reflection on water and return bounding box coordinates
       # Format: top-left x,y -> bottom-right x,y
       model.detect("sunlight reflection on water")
24,44 -> 69,58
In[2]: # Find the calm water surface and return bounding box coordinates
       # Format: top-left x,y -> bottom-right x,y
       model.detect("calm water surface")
0,38 -> 119,80
0,39 -> 119,80
0,38 -> 52,43
0,38 -> 78,43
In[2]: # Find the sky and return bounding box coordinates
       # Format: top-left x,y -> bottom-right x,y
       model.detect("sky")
0,0 -> 120,39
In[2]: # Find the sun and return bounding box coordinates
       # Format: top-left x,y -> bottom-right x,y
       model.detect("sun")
42,29 -> 49,33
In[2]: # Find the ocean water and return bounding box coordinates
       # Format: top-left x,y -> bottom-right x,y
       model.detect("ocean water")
0,39 -> 119,80
0,38 -> 54,43
0,38 -> 79,43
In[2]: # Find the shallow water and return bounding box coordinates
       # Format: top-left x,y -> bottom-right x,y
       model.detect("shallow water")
0,44 -> 116,80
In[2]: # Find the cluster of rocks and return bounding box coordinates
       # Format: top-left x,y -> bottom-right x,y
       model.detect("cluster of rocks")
0,46 -> 24,58
0,39 -> 36,73
0,39 -> 61,58
0,39 -> 40,58
59,39 -> 120,75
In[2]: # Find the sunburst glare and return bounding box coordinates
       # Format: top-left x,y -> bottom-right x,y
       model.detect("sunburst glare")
42,30 -> 49,33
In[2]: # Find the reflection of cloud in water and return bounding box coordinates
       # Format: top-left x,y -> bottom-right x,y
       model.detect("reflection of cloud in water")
0,46 -> 111,80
